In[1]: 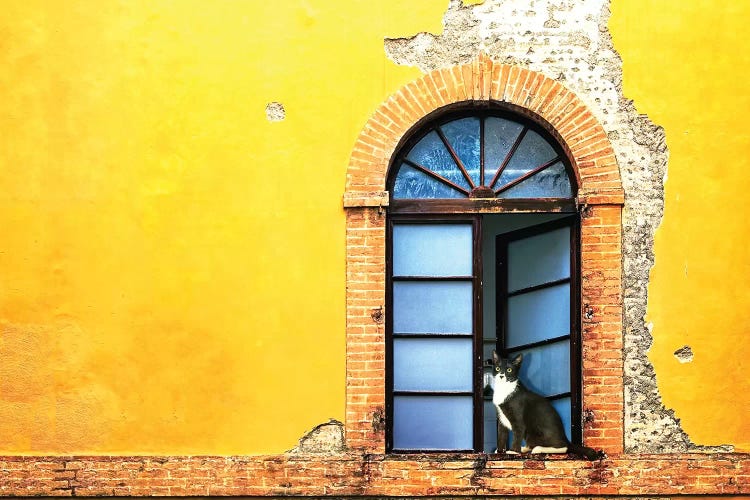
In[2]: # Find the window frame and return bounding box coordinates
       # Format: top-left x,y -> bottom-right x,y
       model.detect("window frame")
493,215 -> 582,445
387,104 -> 578,213
384,104 -> 584,454
385,215 -> 484,453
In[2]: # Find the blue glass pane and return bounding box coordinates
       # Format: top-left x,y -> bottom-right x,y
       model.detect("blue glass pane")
506,283 -> 570,348
500,161 -> 573,198
551,397 -> 572,442
406,131 -> 471,191
516,340 -> 571,396
393,163 -> 466,199
484,118 -> 525,184
508,226 -> 570,292
393,281 -> 472,334
440,118 -> 480,186
497,129 -> 557,188
393,395 -> 473,450
393,338 -> 473,391
393,224 -> 473,277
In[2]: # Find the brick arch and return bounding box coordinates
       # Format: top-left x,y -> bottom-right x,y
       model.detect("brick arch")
342,54 -> 624,455
344,53 -> 623,206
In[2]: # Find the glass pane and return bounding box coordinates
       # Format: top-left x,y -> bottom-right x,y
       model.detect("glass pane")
484,117 -> 525,184
551,397 -> 572,442
515,340 -> 570,396
483,400 -> 497,452
498,129 -> 558,189
500,161 -> 573,198
393,395 -> 473,450
393,281 -> 473,334
392,163 -> 465,199
393,224 -> 472,277
508,226 -> 570,292
440,118 -> 480,186
506,283 -> 570,348
393,338 -> 473,391
406,131 -> 471,191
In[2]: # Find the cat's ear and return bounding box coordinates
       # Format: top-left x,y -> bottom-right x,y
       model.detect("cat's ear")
511,353 -> 523,366
492,350 -> 499,364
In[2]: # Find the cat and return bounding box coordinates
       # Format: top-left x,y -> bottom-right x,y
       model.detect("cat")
491,351 -> 603,460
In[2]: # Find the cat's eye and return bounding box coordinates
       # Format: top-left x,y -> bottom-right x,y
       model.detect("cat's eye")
494,366 -> 501,373
506,367 -> 512,373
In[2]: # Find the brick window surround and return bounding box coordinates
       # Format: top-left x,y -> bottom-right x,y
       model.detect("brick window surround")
343,53 -> 625,455
3,54 -> 749,498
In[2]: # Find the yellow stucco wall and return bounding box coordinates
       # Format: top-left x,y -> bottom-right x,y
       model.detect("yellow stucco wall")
0,0 -> 443,454
610,1 -> 750,451
0,0 -> 748,454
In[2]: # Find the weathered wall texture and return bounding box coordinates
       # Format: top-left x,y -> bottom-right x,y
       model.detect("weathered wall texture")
0,0 -> 444,455
1,0 -> 749,457
386,0 -> 741,452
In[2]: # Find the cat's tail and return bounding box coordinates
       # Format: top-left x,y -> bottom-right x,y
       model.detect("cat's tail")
567,442 -> 605,461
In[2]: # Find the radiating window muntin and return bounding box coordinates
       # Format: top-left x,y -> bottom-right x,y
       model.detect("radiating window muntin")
390,110 -> 575,201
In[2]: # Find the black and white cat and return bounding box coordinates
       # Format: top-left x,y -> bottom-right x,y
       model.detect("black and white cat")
490,351 -> 602,460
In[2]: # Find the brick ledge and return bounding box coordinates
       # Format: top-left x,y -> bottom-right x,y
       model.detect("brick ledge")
1,453 -> 747,497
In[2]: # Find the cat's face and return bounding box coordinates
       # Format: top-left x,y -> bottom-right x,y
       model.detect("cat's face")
492,351 -> 522,384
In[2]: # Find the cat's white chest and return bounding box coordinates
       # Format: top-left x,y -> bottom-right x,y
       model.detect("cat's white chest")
492,378 -> 517,430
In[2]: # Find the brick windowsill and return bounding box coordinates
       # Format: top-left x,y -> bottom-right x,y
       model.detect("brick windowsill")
2,452 -> 748,497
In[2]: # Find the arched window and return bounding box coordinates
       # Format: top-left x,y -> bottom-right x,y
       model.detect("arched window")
385,107 -> 582,452
391,112 -> 573,200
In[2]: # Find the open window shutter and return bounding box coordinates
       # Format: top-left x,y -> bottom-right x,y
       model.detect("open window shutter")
496,217 -> 579,442
389,221 -> 478,451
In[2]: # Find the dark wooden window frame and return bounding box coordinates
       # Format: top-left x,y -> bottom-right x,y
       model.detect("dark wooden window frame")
385,103 -> 583,454
494,215 -> 582,446
388,105 -> 577,204
386,215 -> 484,453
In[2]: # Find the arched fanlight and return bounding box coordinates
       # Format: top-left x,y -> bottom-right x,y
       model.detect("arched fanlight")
390,114 -> 574,200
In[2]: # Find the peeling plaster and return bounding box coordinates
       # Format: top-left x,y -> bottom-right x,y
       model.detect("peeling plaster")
265,101 -> 286,122
383,0 -> 731,453
674,345 -> 694,364
288,419 -> 345,454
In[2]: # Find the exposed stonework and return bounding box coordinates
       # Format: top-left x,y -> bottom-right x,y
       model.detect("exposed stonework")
265,101 -> 286,122
288,419 -> 346,454
674,345 -> 694,363
384,0 -> 730,453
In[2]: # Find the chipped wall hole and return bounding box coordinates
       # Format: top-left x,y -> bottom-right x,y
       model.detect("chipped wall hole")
266,101 -> 285,122
674,345 -> 694,363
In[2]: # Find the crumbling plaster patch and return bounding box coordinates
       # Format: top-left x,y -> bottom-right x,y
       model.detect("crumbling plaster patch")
265,101 -> 286,122
288,419 -> 345,454
384,0 -> 731,453
674,345 -> 694,364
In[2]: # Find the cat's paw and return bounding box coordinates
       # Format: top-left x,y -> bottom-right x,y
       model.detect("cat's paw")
521,446 -> 531,453
506,450 -> 519,455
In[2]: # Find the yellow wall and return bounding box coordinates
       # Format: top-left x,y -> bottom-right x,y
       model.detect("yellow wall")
610,1 -> 750,451
0,0 -> 748,454
0,0 -> 442,454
